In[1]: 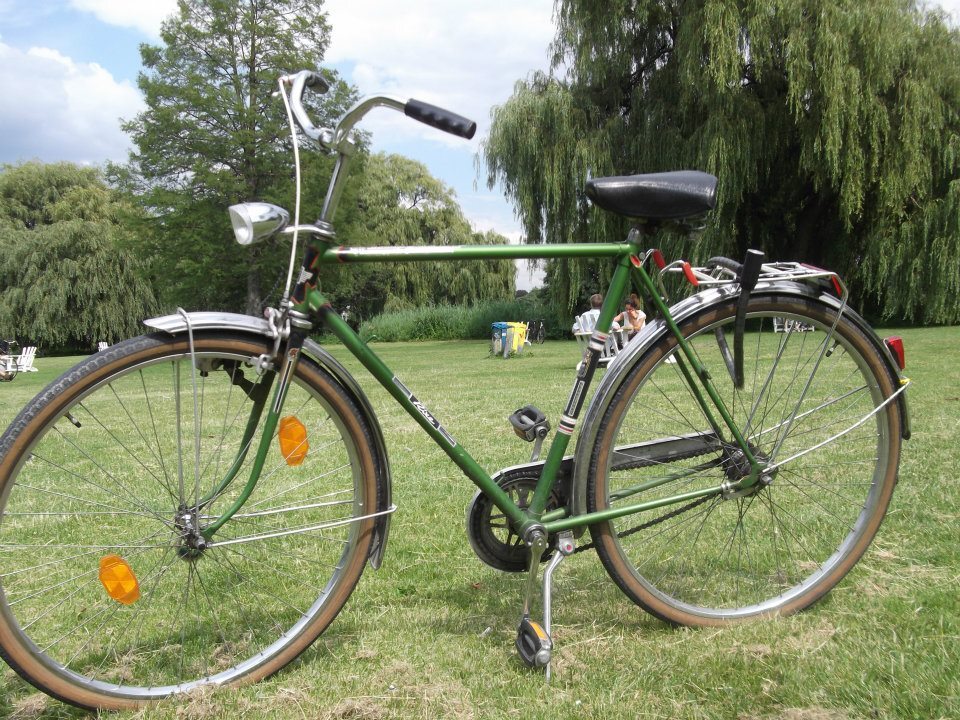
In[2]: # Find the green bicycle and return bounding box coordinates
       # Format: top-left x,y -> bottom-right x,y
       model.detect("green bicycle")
0,70 -> 910,710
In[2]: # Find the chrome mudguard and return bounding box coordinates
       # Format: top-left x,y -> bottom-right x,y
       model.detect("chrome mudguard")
144,312 -> 393,569
569,281 -> 910,522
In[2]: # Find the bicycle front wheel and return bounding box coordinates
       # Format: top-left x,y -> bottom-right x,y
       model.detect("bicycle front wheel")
587,294 -> 902,625
0,332 -> 381,709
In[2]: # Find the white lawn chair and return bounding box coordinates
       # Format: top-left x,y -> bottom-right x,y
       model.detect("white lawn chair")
15,346 -> 38,373
573,312 -> 624,369
97,341 -> 109,352
773,318 -> 815,333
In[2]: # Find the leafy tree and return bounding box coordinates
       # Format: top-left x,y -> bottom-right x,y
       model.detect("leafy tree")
325,153 -> 515,322
119,0 -> 357,314
484,0 -> 960,323
0,162 -> 158,350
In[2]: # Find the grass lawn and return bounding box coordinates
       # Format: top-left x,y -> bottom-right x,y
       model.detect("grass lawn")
0,326 -> 957,719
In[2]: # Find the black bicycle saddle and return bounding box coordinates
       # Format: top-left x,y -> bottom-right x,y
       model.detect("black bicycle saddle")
585,171 -> 717,221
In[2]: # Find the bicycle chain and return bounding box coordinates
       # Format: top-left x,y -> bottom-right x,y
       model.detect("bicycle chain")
572,494 -> 714,555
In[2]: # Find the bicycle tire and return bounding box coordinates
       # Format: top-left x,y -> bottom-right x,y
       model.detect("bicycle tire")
587,294 -> 902,625
0,332 -> 380,709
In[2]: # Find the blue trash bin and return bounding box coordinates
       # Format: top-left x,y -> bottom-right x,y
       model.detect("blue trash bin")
491,322 -> 509,356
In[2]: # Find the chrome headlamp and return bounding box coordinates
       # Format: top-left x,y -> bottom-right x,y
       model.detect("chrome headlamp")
228,203 -> 290,246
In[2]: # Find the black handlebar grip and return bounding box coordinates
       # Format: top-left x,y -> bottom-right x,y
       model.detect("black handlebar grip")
302,71 -> 330,94
404,99 -> 477,140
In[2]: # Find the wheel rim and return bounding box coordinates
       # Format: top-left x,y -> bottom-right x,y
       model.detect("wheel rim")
0,341 -> 369,702
596,305 -> 896,621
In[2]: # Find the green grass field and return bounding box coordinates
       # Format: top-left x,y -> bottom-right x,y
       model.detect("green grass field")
0,326 -> 957,719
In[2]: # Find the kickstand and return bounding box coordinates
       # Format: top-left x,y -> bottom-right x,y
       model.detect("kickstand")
543,532 -> 575,683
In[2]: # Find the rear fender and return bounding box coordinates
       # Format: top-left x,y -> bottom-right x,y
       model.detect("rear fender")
144,312 -> 393,569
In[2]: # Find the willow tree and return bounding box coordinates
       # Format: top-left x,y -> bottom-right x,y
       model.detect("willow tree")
328,153 -> 515,321
120,0 -> 357,314
0,162 -> 158,350
485,0 -> 960,323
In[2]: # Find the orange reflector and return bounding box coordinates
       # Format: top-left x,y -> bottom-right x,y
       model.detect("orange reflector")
682,261 -> 699,286
278,416 -> 309,466
99,555 -> 140,605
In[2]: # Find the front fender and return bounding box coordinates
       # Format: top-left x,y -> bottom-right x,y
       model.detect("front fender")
569,281 -> 910,522
144,312 -> 393,569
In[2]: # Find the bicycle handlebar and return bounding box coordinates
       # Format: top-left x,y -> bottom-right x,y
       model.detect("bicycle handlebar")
285,70 -> 330,142
404,99 -> 476,139
284,68 -> 476,147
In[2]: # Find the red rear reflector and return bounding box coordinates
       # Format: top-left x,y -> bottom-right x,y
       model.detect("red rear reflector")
884,337 -> 905,370
630,254 -> 641,268
652,249 -> 666,270
682,262 -> 699,286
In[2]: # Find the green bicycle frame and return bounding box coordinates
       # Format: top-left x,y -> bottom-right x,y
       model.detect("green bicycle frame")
201,235 -> 764,541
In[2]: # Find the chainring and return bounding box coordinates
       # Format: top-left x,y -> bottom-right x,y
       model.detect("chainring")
465,469 -> 562,572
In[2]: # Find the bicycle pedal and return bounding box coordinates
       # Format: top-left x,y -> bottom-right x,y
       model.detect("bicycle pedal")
515,617 -> 552,668
508,405 -> 550,442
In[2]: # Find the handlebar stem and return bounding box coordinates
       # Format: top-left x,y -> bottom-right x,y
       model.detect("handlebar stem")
320,152 -> 354,224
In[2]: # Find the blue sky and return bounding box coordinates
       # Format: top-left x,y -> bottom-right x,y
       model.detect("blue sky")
0,0 -> 555,287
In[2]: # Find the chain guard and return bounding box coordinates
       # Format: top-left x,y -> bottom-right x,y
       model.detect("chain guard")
466,469 -> 562,573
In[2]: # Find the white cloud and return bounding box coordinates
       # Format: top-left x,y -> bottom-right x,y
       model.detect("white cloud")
324,0 -> 555,150
68,0 -> 177,37
0,41 -> 143,165
937,0 -> 960,22
322,0 -> 555,242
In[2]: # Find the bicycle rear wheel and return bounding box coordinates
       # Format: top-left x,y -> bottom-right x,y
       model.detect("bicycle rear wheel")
587,294 -> 902,625
0,332 -> 380,709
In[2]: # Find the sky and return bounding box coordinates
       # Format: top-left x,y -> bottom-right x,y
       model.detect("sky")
1,1 -> 959,291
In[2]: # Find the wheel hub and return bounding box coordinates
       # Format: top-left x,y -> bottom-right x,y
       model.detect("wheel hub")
720,444 -> 777,499
174,506 -> 208,560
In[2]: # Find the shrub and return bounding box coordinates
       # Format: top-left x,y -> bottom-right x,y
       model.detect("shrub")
358,298 -> 570,342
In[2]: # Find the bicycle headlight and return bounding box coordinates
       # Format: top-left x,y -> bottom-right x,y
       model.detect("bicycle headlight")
228,202 -> 290,245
